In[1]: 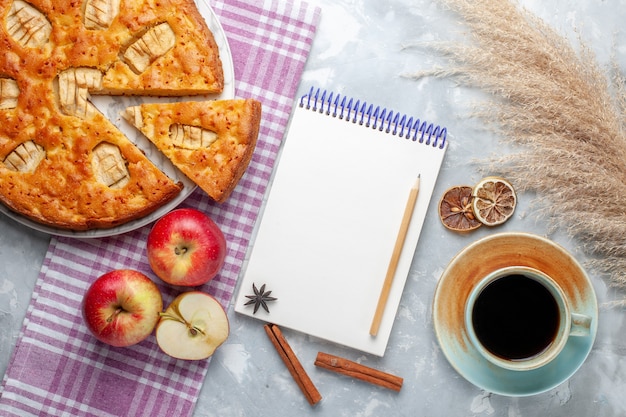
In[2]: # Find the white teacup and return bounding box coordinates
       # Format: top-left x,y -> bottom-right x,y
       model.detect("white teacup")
465,266 -> 592,371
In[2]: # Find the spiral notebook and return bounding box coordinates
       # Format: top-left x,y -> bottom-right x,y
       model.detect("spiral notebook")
235,87 -> 448,356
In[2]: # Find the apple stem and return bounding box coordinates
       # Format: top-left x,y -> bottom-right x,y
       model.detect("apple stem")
107,307 -> 124,323
159,312 -> 186,324
175,246 -> 188,256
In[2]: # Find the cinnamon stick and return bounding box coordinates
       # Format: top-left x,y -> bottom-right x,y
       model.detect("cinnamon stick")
264,324 -> 322,406
314,352 -> 403,392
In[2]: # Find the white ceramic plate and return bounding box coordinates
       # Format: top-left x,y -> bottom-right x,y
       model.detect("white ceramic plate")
432,232 -> 598,396
0,0 -> 235,238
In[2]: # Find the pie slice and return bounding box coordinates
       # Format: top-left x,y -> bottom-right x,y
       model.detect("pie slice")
122,99 -> 262,203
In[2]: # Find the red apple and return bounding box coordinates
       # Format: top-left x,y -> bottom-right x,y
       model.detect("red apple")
146,208 -> 226,286
82,269 -> 163,347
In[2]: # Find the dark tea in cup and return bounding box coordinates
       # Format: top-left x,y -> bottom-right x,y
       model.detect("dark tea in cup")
471,273 -> 560,360
465,266 -> 591,371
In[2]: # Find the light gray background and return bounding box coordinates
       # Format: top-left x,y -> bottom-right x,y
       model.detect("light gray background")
2,0 -> 626,415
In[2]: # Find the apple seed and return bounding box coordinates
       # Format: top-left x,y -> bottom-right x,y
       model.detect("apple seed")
188,326 -> 205,337
159,311 -> 206,338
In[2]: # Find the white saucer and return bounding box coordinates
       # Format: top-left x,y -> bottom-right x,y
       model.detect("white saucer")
432,232 -> 598,396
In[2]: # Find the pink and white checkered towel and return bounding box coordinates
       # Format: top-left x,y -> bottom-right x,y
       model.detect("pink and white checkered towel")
0,1 -> 320,415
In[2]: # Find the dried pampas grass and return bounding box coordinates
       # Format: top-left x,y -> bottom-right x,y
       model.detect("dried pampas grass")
407,0 -> 626,297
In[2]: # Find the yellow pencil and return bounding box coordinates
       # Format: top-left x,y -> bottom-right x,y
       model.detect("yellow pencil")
370,175 -> 421,336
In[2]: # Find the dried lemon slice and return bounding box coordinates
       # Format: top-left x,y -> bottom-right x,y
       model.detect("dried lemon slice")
471,176 -> 517,226
439,185 -> 482,232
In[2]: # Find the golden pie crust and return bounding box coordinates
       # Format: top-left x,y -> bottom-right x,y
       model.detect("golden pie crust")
0,0 -> 239,231
123,99 -> 262,203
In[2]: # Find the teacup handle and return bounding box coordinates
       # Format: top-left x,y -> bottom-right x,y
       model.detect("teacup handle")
570,313 -> 592,337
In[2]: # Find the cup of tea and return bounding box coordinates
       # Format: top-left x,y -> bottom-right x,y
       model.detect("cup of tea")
465,266 -> 592,371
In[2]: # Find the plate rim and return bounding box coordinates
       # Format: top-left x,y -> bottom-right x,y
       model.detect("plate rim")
0,0 -> 235,238
432,231 -> 598,397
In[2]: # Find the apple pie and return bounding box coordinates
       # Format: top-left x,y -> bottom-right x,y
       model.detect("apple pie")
0,0 -> 251,231
123,99 -> 262,203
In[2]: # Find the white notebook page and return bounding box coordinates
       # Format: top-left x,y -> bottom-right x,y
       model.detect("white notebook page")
235,94 -> 448,356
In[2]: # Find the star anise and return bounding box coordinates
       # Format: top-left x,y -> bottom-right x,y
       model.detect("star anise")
244,283 -> 277,314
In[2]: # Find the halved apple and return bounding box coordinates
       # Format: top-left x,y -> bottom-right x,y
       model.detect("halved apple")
156,291 -> 229,360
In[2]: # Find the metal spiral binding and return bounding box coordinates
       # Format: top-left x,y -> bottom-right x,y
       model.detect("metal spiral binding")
299,87 -> 447,149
